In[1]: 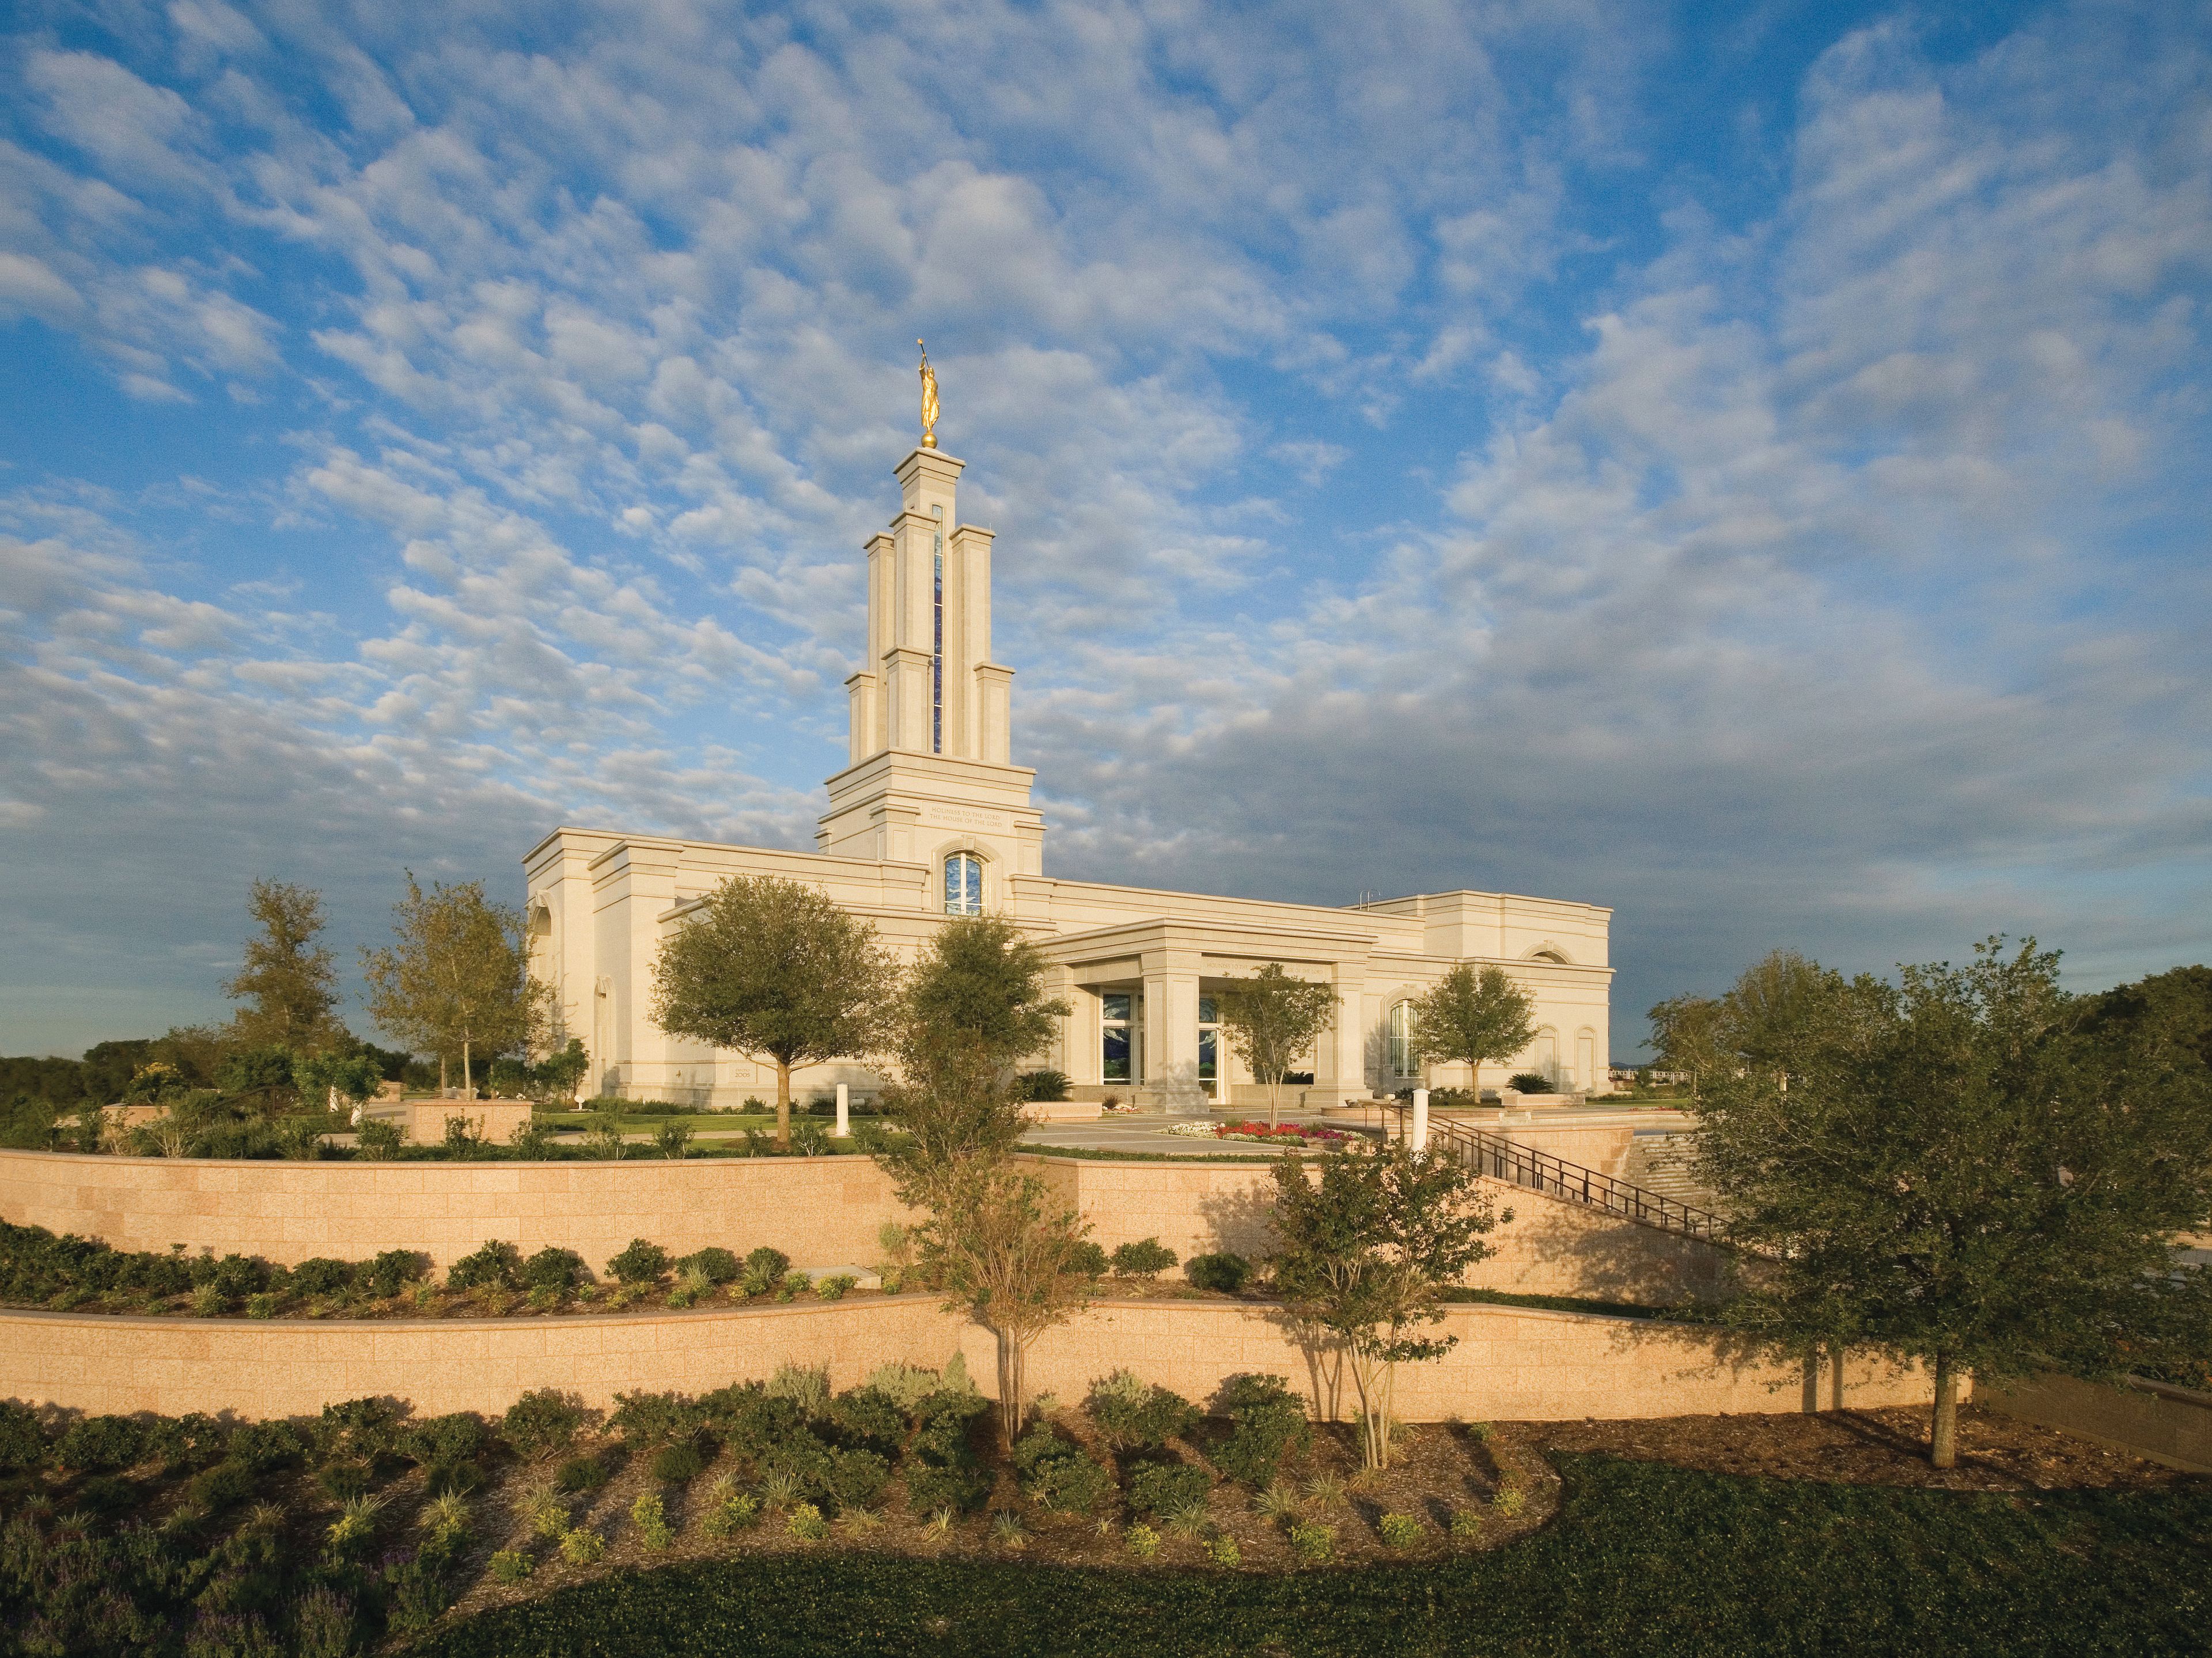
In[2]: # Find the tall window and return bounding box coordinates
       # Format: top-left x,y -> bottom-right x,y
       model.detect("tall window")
1198,994 -> 1221,1100
931,532 -> 944,754
1387,1000 -> 1418,1078
1101,992 -> 1134,1082
944,852 -> 982,914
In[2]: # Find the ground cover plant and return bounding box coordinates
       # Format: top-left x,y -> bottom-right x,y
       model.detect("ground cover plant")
397,1428 -> 2211,1658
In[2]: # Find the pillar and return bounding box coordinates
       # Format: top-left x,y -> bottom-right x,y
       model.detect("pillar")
1411,1087 -> 1429,1153
834,1082 -> 850,1139
1137,945 -> 1205,1116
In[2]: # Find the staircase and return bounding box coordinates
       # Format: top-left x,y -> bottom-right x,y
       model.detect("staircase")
1621,1131 -> 1716,1210
1395,1108 -> 1726,1246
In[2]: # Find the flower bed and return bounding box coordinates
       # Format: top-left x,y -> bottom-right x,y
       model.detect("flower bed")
1166,1121 -> 1351,1146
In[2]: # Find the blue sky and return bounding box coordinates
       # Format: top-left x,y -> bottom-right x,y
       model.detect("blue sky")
3,0 -> 2208,1059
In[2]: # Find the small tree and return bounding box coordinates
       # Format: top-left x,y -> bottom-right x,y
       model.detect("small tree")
293,1051 -> 382,1118
1269,1140 -> 1502,1470
361,873 -> 548,1096
877,917 -> 1069,1203
1218,964 -> 1338,1129
1695,937 -> 2212,1468
919,1158 -> 1094,1452
1411,964 -> 1536,1096
225,879 -> 347,1053
532,1038 -> 590,1105
649,875 -> 895,1150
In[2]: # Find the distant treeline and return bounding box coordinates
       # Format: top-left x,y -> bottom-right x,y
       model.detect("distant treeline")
1,1036 -> 416,1110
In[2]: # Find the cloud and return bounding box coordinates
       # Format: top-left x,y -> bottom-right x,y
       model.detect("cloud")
0,0 -> 2206,1058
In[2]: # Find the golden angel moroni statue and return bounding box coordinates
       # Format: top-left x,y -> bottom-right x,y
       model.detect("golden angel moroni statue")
918,339 -> 939,449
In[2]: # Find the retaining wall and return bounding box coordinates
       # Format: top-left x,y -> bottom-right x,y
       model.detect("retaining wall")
0,1297 -> 1934,1424
1,1149 -> 1730,1304
1982,1371 -> 2212,1473
0,1148 -> 915,1273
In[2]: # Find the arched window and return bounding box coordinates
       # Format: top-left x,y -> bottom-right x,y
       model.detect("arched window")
1387,1000 -> 1418,1078
944,852 -> 982,914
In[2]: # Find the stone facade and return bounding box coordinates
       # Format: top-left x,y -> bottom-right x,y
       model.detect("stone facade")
527,441 -> 1614,1112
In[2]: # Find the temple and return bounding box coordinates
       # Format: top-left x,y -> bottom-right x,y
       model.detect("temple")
524,432 -> 1612,1113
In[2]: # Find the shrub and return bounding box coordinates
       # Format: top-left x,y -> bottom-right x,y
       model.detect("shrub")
1013,1069 -> 1072,1101
1185,1252 -> 1251,1294
289,1257 -> 355,1297
1508,1072 -> 1551,1093
489,1548 -> 535,1584
1014,1426 -> 1114,1515
902,1458 -> 990,1516
559,1526 -> 605,1564
1110,1237 -> 1178,1279
1378,1511 -> 1424,1547
1209,1373 -> 1311,1487
245,1292 -> 276,1318
356,1118 -> 403,1159
556,1455 -> 610,1493
293,1585 -> 357,1658
743,1246 -> 790,1285
607,1238 -> 672,1285
1124,1522 -> 1161,1559
400,1411 -> 489,1470
447,1239 -> 523,1291
789,1120 -> 831,1156
55,1413 -> 145,1471
825,1386 -> 906,1455
702,1486 -> 762,1535
786,1501 -> 830,1541
187,1457 -> 255,1511
1206,1532 -> 1241,1567
650,1441 -> 707,1485
317,1460 -> 372,1500
1290,1520 -> 1335,1561
677,1247 -> 741,1285
1064,1240 -> 1109,1279
653,1119 -> 695,1159
1450,1508 -> 1483,1539
521,1483 -> 571,1539
325,1492 -> 388,1556
226,1418 -> 305,1472
522,1247 -> 588,1292
0,1400 -> 47,1470
1088,1371 -> 1200,1448
503,1389 -> 589,1460
632,1490 -> 675,1549
815,1273 -> 858,1302
613,1390 -> 706,1451
1127,1460 -> 1210,1516
363,1248 -> 426,1298
765,1362 -> 831,1418
1493,1480 -> 1528,1518
824,1447 -> 891,1511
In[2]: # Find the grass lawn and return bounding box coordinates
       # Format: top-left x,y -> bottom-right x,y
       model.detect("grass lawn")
405,1453 -> 2212,1657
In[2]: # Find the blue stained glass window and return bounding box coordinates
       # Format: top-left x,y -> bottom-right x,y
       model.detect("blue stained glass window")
1198,1027 -> 1217,1085
944,852 -> 982,914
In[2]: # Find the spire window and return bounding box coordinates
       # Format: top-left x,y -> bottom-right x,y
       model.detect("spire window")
931,533 -> 944,754
944,851 -> 982,914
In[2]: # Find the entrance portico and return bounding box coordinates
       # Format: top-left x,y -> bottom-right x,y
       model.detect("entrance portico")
1041,918 -> 1379,1115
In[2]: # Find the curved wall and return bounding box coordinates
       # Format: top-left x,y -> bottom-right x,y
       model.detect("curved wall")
0,1148 -> 914,1273
1,1149 -> 1728,1303
0,1296 -> 1935,1424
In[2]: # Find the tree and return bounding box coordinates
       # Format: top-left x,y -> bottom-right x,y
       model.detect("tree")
649,874 -> 895,1150
225,879 -> 346,1053
876,917 -> 1069,1203
293,1051 -> 382,1116
532,1038 -> 590,1105
919,1157 -> 1094,1453
215,1046 -> 300,1115
1694,938 -> 2212,1468
1646,993 -> 1726,1099
1269,1140 -> 1503,1470
1411,964 -> 1536,1096
1218,964 -> 1338,1129
361,873 -> 548,1097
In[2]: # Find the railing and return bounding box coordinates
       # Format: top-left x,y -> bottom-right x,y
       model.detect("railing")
1389,1106 -> 1726,1245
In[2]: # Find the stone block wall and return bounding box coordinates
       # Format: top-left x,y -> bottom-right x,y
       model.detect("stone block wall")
0,1296 -> 1937,1425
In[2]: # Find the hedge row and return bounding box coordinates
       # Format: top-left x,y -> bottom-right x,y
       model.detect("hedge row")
400,1455 -> 2212,1658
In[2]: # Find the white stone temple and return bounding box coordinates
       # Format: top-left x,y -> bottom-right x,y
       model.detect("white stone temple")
525,429 -> 1612,1112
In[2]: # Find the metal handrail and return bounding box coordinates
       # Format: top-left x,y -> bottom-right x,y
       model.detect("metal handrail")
1390,1106 -> 1726,1244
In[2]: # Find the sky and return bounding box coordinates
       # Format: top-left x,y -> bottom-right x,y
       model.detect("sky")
2,0 -> 2209,1061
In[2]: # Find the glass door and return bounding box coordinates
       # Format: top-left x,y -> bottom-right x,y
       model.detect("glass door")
1101,991 -> 1139,1087
1198,995 -> 1224,1106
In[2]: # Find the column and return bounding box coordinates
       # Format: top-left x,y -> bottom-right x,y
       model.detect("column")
1137,944 -> 1205,1115
1310,969 -> 1366,1106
